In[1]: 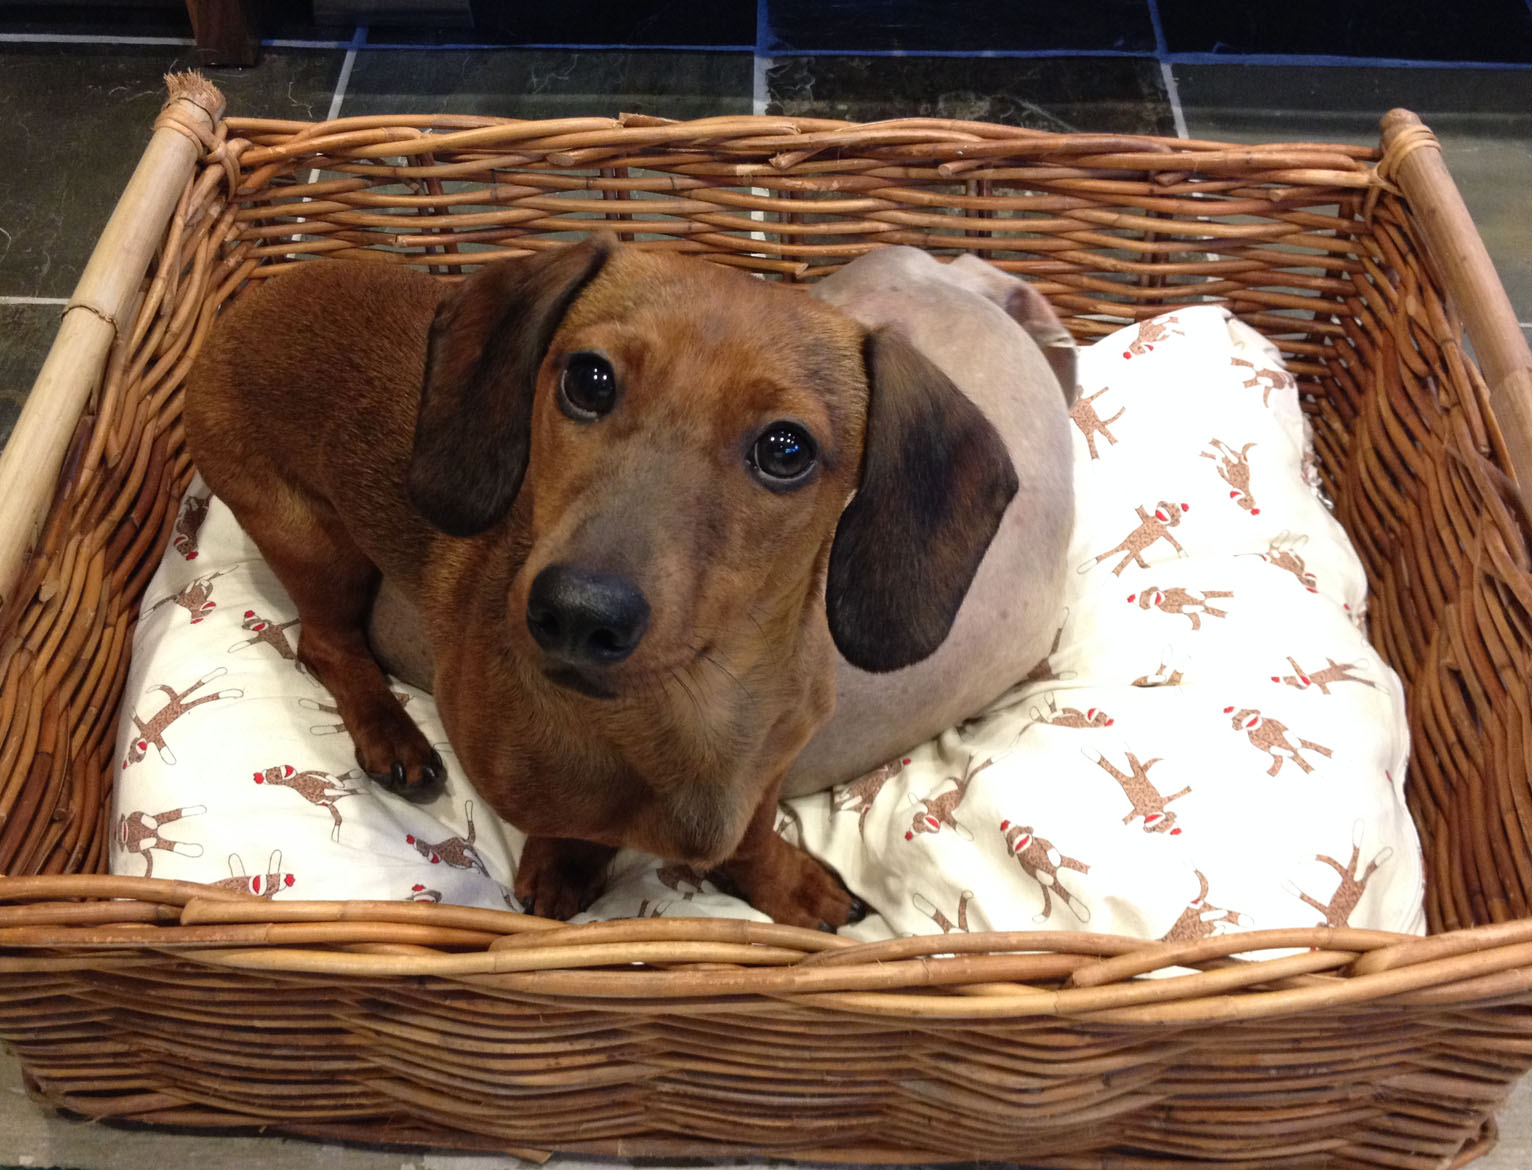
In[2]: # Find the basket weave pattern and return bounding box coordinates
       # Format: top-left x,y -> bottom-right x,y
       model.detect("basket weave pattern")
3,96 -> 1532,1167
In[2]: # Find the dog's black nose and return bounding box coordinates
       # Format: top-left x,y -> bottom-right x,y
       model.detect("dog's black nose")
526,564 -> 651,666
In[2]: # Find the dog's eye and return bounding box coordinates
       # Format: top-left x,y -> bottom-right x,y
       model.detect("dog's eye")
750,422 -> 817,487
558,352 -> 616,420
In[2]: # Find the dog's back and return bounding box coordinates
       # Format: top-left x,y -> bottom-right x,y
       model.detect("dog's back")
783,247 -> 1075,795
185,262 -> 446,593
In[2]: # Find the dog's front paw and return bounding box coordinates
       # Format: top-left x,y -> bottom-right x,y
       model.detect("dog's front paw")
721,836 -> 863,931
352,705 -> 446,803
514,836 -> 616,919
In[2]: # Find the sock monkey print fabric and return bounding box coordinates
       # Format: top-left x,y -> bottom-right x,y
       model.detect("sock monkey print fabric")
114,305 -> 1425,943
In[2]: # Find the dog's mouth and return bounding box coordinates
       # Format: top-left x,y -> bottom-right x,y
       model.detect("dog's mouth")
540,644 -> 716,702
542,664 -> 619,700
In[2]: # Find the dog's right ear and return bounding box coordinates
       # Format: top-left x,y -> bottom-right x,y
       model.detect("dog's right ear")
408,236 -> 613,536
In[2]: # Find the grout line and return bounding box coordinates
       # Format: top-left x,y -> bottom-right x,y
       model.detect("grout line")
1159,61 -> 1188,138
0,296 -> 68,306
300,27 -> 366,213
752,0 -> 771,115
0,27 -> 1528,70
747,0 -> 770,248
0,31 -> 193,45
752,54 -> 771,116
323,24 -> 366,122
720,46 -> 1532,68
335,40 -> 752,52
1144,0 -> 1188,138
263,37 -> 356,49
1164,49 -> 1532,69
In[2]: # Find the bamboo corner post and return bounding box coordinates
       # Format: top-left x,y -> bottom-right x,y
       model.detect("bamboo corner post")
0,73 -> 226,615
1379,107 -> 1532,502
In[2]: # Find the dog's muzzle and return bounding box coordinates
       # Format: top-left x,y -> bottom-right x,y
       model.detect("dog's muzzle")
527,564 -> 651,691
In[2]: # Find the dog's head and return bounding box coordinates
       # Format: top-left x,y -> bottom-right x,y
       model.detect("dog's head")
408,237 -> 1016,715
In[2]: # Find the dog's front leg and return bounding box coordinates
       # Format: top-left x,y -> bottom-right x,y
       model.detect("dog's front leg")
717,784 -> 861,931
514,836 -> 617,920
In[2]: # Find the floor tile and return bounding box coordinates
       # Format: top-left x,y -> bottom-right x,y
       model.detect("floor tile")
0,44 -> 344,299
0,0 -> 348,41
1177,65 -> 1532,327
1483,1070 -> 1532,1168
765,0 -> 1154,54
463,0 -> 754,47
0,302 -> 60,447
1158,0 -> 1532,63
0,2 -> 192,39
767,54 -> 1174,134
341,48 -> 753,120
1175,61 -> 1532,120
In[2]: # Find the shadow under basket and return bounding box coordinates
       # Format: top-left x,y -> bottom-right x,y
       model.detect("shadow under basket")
4,73 -> 1532,1170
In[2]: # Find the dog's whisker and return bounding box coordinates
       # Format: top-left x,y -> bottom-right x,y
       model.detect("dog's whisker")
697,648 -> 752,705
663,664 -> 712,751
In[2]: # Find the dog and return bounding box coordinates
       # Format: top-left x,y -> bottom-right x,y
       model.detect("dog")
185,236 -> 1024,929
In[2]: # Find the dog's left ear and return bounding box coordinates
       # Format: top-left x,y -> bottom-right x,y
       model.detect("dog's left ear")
826,327 -> 1019,673
408,235 -> 613,536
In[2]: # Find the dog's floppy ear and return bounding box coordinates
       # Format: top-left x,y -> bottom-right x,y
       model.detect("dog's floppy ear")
408,236 -> 613,536
826,327 -> 1018,673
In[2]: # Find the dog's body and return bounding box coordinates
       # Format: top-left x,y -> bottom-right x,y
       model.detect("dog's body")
186,240 -> 1065,926
785,248 -> 1074,794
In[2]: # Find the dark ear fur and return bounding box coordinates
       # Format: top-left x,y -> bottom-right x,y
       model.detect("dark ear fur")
826,327 -> 1018,673
408,236 -> 613,536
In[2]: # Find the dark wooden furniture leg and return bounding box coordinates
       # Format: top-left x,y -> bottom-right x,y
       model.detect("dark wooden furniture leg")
186,0 -> 258,67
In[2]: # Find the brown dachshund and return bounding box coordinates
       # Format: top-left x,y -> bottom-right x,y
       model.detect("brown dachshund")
185,237 -> 1016,928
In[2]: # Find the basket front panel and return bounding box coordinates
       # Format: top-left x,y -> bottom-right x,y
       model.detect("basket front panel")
0,958 -> 1524,1167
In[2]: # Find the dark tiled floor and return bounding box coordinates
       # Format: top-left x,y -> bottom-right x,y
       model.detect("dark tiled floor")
470,0 -> 755,47
1158,0 -> 1532,62
766,54 -> 1174,133
764,0 -> 1156,54
0,43 -> 343,299
341,48 -> 753,119
0,303 -> 57,443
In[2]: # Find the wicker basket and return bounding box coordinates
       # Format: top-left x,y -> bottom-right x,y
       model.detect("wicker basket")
2,73 -> 1532,1169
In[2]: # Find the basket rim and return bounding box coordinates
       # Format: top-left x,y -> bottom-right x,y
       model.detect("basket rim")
4,875 -> 1532,1023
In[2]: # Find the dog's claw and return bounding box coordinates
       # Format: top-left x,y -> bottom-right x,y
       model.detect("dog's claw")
847,896 -> 868,922
366,752 -> 446,804
818,921 -> 837,933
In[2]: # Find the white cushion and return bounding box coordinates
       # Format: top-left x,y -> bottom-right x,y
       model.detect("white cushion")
114,305 -> 1424,942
